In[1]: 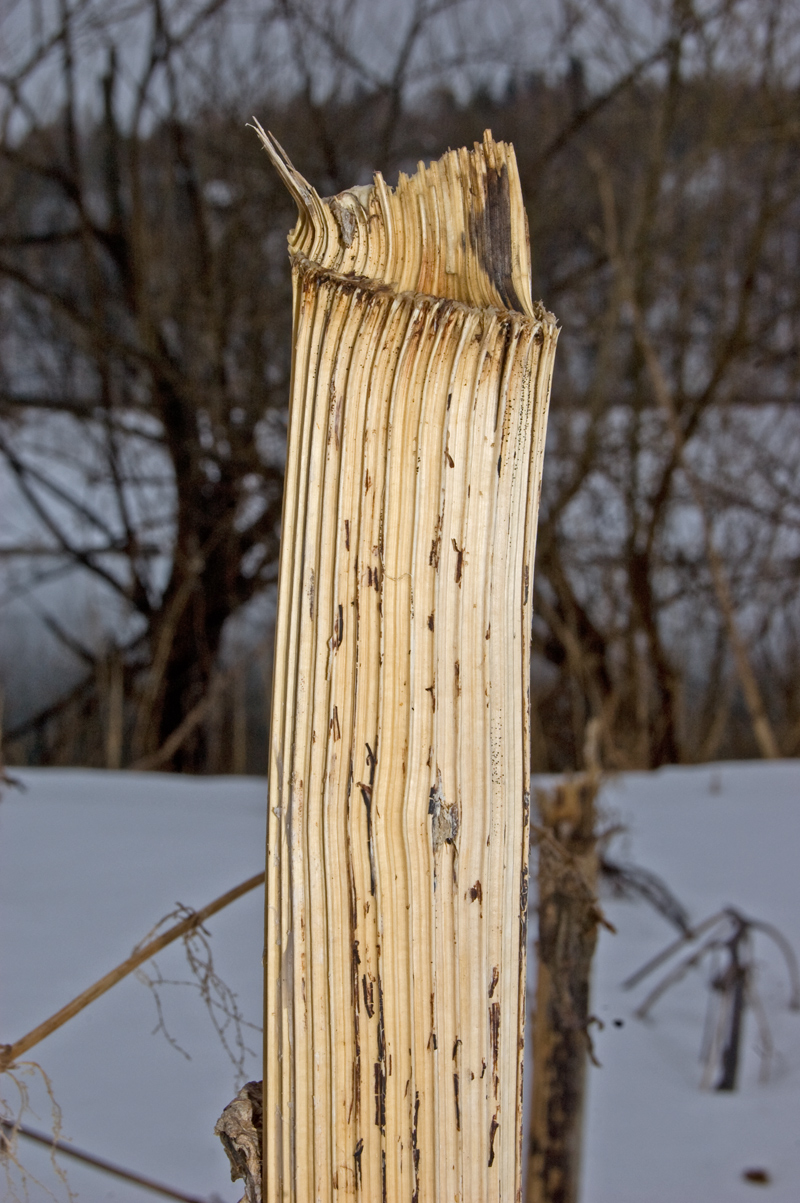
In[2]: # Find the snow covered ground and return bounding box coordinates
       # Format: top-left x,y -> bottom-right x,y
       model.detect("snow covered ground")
1,762 -> 799,1202
583,762 -> 800,1203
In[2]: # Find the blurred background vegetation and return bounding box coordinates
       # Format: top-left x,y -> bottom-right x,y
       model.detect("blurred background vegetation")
1,0 -> 798,774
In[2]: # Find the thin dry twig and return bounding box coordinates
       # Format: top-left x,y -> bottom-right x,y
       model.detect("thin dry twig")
0,872 -> 264,1072
135,904 -> 260,1085
626,907 -> 800,1090
1,1117 -> 210,1203
0,1060 -> 71,1203
622,910 -> 727,991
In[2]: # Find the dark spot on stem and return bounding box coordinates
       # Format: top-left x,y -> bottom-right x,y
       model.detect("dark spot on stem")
490,1001 -> 500,1096
375,974 -> 386,1130
374,1062 -> 385,1129
411,1091 -> 421,1203
468,161 -> 525,313
362,974 -> 375,1018
488,1115 -> 499,1167
452,538 -> 466,585
358,777 -> 377,896
351,935 -> 361,1122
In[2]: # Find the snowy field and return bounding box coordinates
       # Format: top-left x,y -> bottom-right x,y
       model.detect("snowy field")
1,763 -> 799,1202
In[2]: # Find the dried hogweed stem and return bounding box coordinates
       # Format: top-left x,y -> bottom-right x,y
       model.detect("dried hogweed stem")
257,125 -> 557,1203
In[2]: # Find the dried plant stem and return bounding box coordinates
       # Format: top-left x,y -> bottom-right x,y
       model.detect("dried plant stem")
0,872 -> 264,1072
0,1118 -> 208,1203
257,128 -> 557,1203
527,775 -> 601,1203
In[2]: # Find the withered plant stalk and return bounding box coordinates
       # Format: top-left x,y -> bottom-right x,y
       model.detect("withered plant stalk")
527,775 -> 602,1203
257,128 -> 557,1203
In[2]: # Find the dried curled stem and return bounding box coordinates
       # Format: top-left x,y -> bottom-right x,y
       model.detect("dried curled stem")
256,128 -> 557,1202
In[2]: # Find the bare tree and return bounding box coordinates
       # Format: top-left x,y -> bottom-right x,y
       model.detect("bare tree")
518,0 -> 800,767
1,1 -> 296,766
2,0 -> 800,772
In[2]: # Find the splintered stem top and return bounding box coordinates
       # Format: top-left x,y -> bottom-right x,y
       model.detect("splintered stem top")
259,125 -> 557,1203
252,119 -> 549,322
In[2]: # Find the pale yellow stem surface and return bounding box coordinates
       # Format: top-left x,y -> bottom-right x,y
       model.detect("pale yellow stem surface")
258,127 -> 557,1203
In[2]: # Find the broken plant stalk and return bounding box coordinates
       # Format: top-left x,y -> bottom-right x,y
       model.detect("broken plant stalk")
253,128 -> 557,1203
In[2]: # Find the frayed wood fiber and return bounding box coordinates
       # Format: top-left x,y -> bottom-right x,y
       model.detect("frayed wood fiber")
256,125 -> 557,1203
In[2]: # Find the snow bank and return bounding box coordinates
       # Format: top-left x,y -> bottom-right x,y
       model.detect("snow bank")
1,763 -> 799,1201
